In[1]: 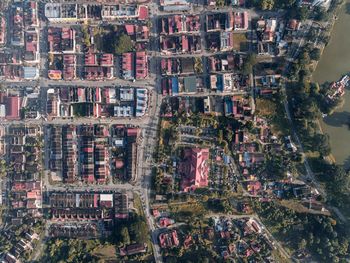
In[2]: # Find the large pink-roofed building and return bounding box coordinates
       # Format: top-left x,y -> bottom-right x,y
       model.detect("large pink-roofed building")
6,96 -> 21,120
179,148 -> 209,192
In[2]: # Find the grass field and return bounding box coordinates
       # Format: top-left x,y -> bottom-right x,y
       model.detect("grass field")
256,98 -> 277,116
92,245 -> 118,261
233,33 -> 248,52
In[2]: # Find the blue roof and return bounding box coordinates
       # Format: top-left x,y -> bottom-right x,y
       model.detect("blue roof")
224,97 -> 233,115
23,67 -> 38,79
171,77 -> 179,95
217,74 -> 223,92
244,152 -> 251,167
223,155 -> 230,164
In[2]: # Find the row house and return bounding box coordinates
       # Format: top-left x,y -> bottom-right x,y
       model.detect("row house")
101,5 -> 148,20
84,53 -> 114,80
159,14 -> 200,35
0,16 -> 6,45
24,28 -> 40,63
48,27 -> 76,53
125,24 -> 150,42
160,35 -> 201,54
121,52 -> 148,80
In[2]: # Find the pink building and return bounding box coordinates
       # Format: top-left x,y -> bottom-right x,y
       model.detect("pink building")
234,11 -> 249,30
6,96 -> 21,120
159,230 -> 179,248
179,148 -> 209,192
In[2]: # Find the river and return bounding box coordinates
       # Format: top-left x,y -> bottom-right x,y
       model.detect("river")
313,0 -> 350,168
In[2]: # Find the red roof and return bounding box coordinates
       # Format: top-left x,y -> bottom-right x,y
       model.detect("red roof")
115,160 -> 124,169
85,53 -> 97,66
125,24 -> 135,35
100,53 -> 114,67
122,52 -> 134,71
62,28 -> 74,40
159,230 -> 179,248
182,35 -> 189,51
26,41 -> 36,52
6,96 -> 21,120
180,148 -> 209,192
136,51 -> 148,79
127,128 -> 139,137
138,6 -> 149,20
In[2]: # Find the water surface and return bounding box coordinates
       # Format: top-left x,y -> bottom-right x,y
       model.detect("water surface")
313,0 -> 350,168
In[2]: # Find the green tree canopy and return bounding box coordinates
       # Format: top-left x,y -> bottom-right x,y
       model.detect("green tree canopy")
115,34 -> 134,55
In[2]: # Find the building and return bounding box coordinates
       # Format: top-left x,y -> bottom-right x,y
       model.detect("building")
101,5 -> 148,20
45,3 -> 78,22
0,16 -> 6,45
122,52 -> 134,80
84,53 -> 114,80
46,89 -> 60,118
135,89 -> 148,117
159,14 -> 200,34
23,67 -> 39,79
24,1 -> 39,27
120,243 -> 147,256
300,0 -> 331,8
159,0 -> 190,11
179,148 -> 209,192
62,125 -> 78,183
48,27 -> 76,53
11,3 -> 24,46
159,230 -> 180,248
135,51 -> 148,79
115,192 -> 129,218
5,96 -> 21,120
233,12 -> 249,30
24,29 -> 40,63
257,18 -> 277,43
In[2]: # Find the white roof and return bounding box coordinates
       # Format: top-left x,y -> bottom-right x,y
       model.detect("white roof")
0,104 -> 6,118
100,194 -> 113,202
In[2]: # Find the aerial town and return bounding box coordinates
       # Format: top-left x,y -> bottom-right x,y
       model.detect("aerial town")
0,0 -> 350,262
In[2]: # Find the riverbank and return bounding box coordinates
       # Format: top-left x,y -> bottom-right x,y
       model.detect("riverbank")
316,118 -> 336,163
313,0 -> 350,168
312,1 -> 345,72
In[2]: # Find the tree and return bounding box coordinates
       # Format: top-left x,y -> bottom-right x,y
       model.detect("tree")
115,34 -> 134,55
244,121 -> 254,132
310,48 -> 321,61
338,237 -> 349,255
298,238 -> 307,250
242,53 -> 257,74
313,133 -> 331,156
260,0 -> 274,10
121,227 -> 130,245
81,26 -> 91,48
297,6 -> 309,21
298,51 -> 310,68
130,217 -> 149,243
216,0 -> 225,7
293,153 -> 304,163
314,6 -> 329,21
218,130 -> 223,144
264,154 -> 285,180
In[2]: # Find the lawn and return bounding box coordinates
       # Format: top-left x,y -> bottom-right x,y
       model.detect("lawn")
169,200 -> 207,221
256,98 -> 277,116
233,33 -> 248,52
92,245 -> 118,261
